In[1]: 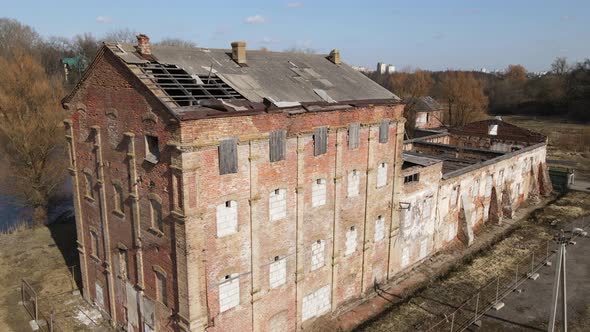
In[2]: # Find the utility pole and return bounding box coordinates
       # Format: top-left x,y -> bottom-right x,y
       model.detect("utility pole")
548,230 -> 568,332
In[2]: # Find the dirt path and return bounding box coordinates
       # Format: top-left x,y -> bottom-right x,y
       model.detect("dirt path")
356,191 -> 590,332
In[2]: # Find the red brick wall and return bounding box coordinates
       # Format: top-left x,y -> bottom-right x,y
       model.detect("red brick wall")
67,50 -> 181,331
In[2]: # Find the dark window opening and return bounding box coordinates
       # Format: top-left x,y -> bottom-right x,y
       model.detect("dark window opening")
145,135 -> 160,164
404,173 -> 420,184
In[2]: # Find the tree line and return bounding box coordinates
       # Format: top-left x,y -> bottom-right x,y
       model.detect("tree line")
367,57 -> 590,131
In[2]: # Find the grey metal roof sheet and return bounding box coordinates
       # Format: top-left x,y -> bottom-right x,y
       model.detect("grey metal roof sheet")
112,43 -> 399,105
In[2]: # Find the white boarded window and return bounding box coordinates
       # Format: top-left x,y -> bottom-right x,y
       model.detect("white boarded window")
448,223 -> 455,241
95,282 -> 104,309
485,175 -> 493,197
269,189 -> 287,222
401,247 -> 410,267
402,205 -> 412,227
420,239 -> 428,259
345,226 -> 357,256
311,240 -> 325,271
219,274 -> 240,313
312,178 -> 326,207
374,216 -> 385,242
377,162 -> 388,188
269,257 -> 287,289
301,285 -> 331,322
472,179 -> 479,196
347,170 -> 360,198
216,200 -> 238,237
423,197 -> 432,220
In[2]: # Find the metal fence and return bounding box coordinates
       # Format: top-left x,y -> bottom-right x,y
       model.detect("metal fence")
425,239 -> 555,332
21,279 -> 65,332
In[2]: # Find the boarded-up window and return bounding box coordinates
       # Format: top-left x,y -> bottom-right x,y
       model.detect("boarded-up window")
314,127 -> 328,156
219,138 -> 238,175
269,130 -> 286,162
379,119 -> 390,143
348,123 -> 360,150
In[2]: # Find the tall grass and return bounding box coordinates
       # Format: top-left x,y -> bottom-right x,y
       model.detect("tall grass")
0,219 -> 31,236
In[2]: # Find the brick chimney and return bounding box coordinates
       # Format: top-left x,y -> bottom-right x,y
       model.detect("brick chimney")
231,41 -> 247,65
328,49 -> 341,65
136,34 -> 151,55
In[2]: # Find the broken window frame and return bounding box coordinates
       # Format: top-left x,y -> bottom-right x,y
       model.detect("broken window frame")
144,135 -> 160,164
404,173 -> 420,184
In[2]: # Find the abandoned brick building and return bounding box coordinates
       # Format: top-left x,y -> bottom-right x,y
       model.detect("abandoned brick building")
407,96 -> 444,130
62,35 -> 552,332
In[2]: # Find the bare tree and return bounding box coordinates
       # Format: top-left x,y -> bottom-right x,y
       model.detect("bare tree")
0,18 -> 42,59
441,71 -> 488,127
72,33 -> 100,61
155,37 -> 197,48
551,57 -> 569,75
102,28 -> 137,43
0,51 -> 66,225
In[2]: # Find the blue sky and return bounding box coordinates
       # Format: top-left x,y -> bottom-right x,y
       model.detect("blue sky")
2,0 -> 588,71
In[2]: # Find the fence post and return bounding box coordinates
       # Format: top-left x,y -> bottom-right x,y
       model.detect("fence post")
450,312 -> 455,332
49,310 -> 54,332
474,292 -> 480,321
531,252 -> 535,274
34,292 -> 38,322
495,275 -> 500,303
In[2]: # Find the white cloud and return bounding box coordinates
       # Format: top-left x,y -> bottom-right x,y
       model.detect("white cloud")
245,15 -> 266,24
287,2 -> 304,7
95,16 -> 113,24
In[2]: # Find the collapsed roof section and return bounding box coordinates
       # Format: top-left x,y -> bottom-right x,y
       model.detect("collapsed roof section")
94,37 -> 399,119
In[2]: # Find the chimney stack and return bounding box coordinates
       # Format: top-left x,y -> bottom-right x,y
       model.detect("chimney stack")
231,41 -> 247,65
328,49 -> 341,65
136,34 -> 151,55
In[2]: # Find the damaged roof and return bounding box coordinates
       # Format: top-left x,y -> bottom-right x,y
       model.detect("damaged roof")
406,96 -> 443,112
449,118 -> 546,143
101,43 -> 399,115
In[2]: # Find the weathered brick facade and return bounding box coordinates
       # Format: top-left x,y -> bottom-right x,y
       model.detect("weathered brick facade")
63,42 -> 551,332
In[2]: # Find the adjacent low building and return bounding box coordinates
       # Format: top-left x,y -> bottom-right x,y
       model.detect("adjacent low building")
62,35 -> 552,332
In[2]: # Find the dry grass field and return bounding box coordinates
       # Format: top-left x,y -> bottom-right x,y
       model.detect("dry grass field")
503,116 -> 590,178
